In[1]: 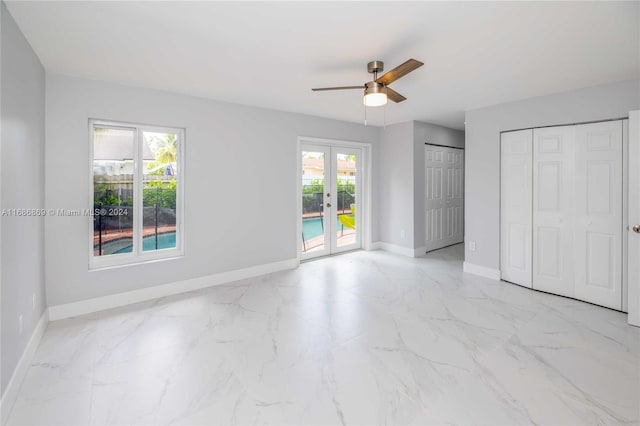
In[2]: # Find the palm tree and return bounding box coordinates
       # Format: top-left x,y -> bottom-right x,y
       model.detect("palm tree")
145,133 -> 177,175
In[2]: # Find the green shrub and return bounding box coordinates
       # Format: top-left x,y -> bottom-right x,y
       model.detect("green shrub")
94,179 -> 177,209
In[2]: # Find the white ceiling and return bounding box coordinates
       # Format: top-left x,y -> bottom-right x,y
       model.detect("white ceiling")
6,1 -> 639,130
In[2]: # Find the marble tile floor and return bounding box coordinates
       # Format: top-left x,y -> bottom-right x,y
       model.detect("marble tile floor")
6,244 -> 640,425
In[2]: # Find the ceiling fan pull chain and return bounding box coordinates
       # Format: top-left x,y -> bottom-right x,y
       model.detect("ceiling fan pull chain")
384,100 -> 387,129
364,102 -> 367,126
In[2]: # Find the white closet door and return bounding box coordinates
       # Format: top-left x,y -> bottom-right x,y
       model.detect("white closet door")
533,126 -> 575,297
500,130 -> 533,288
574,121 -> 623,310
443,148 -> 464,247
425,146 -> 464,251
425,146 -> 446,251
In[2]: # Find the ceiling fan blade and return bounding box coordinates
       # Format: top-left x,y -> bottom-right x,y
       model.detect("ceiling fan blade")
386,87 -> 407,103
311,85 -> 364,91
376,59 -> 424,86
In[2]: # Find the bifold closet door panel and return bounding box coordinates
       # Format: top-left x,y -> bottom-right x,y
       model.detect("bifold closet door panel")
443,148 -> 464,248
425,146 -> 446,251
574,120 -> 623,310
533,126 -> 575,297
500,130 -> 533,287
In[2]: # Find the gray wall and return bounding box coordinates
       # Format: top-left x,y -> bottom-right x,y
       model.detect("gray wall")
45,74 -> 380,306
413,121 -> 465,249
464,79 -> 640,271
1,1 -> 47,396
414,121 -> 465,149
378,120 -> 464,250
379,122 -> 415,248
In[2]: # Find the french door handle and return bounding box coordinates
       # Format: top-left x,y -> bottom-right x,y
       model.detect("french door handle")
633,224 -> 640,234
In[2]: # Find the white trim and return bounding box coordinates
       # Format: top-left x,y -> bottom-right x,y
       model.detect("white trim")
373,242 -> 416,258
414,246 -> 427,257
623,119 -> 629,313
363,143 -> 373,250
463,261 -> 501,280
371,242 -> 428,258
298,136 -> 371,150
628,111 -> 640,327
48,258 -> 298,321
1,311 -> 49,426
296,139 -> 303,261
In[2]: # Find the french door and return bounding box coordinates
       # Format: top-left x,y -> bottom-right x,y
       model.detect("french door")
300,143 -> 361,260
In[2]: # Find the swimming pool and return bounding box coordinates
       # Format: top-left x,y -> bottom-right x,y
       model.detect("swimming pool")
302,217 -> 324,240
97,232 -> 176,255
302,216 -> 349,240
98,218 -> 334,255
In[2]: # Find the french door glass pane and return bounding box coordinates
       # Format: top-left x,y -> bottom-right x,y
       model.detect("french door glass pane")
336,153 -> 356,248
301,151 -> 326,253
93,127 -> 135,256
142,131 -> 178,252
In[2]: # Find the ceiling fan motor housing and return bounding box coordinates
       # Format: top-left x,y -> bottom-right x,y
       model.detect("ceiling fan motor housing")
367,61 -> 384,74
365,81 -> 386,94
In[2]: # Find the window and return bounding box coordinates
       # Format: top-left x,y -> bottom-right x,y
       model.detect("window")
90,120 -> 184,268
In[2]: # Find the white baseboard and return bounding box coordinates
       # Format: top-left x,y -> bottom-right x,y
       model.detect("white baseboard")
1,310 -> 48,425
372,242 -> 416,258
463,261 -> 501,280
48,258 -> 298,321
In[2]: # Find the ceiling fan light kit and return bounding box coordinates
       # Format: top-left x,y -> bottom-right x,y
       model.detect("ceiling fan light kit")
363,81 -> 388,107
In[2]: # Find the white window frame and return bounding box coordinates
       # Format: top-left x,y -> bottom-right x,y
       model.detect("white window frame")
89,119 -> 185,270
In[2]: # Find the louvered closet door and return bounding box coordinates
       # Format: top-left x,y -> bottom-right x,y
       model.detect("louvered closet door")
573,121 -> 623,310
500,130 -> 533,288
533,126 -> 575,298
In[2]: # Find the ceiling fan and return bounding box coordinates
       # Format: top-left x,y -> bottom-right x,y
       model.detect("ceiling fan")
312,59 -> 424,107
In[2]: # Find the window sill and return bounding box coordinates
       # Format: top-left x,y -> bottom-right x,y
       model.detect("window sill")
89,249 -> 184,271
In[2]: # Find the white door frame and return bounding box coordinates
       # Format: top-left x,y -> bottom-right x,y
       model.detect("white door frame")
628,111 -> 640,326
297,136 -> 372,263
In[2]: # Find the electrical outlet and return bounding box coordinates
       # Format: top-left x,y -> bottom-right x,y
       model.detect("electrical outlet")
19,314 -> 23,335
32,293 -> 36,310
400,229 -> 406,239
469,242 -> 476,251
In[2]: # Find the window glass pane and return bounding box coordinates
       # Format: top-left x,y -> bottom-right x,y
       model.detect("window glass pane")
336,153 -> 356,248
301,151 -> 326,253
93,127 -> 135,256
142,131 -> 178,252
